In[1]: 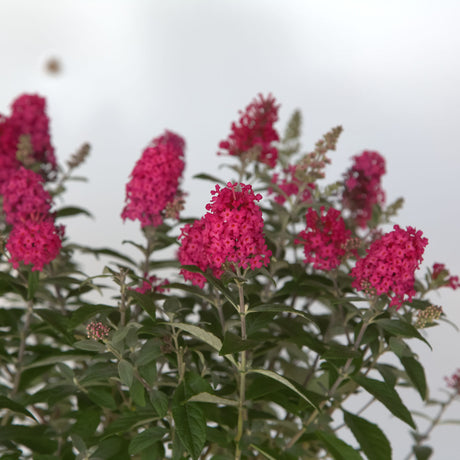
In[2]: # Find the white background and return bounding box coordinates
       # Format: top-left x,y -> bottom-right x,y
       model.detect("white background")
1,1 -> 460,458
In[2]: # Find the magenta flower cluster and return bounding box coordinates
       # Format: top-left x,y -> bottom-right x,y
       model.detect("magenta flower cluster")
134,274 -> 169,294
351,225 -> 428,308
86,321 -> 111,341
0,94 -> 64,272
218,94 -> 280,168
2,167 -> 53,225
295,207 -> 352,271
0,94 -> 56,184
342,150 -> 386,228
122,130 -> 185,227
178,182 -> 272,288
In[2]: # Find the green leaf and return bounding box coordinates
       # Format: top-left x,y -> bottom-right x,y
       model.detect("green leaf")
172,384 -> 206,460
249,369 -> 316,409
118,359 -> 134,387
0,395 -> 37,421
376,319 -> 431,349
87,388 -> 117,410
168,322 -> 236,366
188,392 -> 239,407
315,431 -> 363,460
130,378 -> 146,406
150,390 -> 169,417
413,445 -> 433,460
193,172 -> 226,184
400,356 -> 427,400
128,427 -> 167,455
0,426 -> 58,454
352,374 -> 416,428
55,205 -> 92,219
247,304 -> 317,325
220,331 -> 258,355
343,410 -> 392,460
73,339 -> 106,352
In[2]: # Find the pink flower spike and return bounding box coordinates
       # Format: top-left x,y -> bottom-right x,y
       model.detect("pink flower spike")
218,94 -> 280,167
342,150 -> 386,228
122,130 -> 186,227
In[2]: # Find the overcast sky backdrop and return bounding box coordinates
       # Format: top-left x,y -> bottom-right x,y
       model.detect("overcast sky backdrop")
1,1 -> 460,458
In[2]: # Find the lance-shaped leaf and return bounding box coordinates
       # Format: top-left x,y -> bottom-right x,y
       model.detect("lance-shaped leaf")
168,322 -> 236,366
315,431 -> 363,460
352,374 -> 416,428
249,369 -> 316,409
343,410 -> 392,460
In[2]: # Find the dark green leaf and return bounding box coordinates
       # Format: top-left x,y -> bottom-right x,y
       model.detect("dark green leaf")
0,395 -> 37,421
400,356 -> 427,400
55,206 -> 92,219
315,431 -> 363,460
413,445 -> 433,460
193,173 -> 226,184
352,374 -> 416,428
0,426 -> 58,454
343,410 -> 392,460
172,402 -> 206,460
220,331 -> 258,355
376,319 -> 431,349
128,427 -> 167,455
150,390 -> 169,417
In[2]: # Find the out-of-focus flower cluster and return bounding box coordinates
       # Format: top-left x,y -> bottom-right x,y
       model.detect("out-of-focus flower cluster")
445,369 -> 460,395
351,225 -> 428,308
0,94 -> 56,184
270,165 -> 315,205
0,94 -> 64,271
218,94 -> 279,168
122,130 -> 185,227
295,207 -> 354,271
342,150 -> 386,228
431,263 -> 460,290
134,275 -> 169,294
178,182 -> 272,288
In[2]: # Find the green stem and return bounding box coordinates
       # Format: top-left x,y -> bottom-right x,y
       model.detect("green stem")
403,392 -> 457,460
235,280 -> 247,460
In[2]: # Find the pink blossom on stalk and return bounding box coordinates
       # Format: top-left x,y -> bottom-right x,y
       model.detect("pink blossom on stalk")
0,115 -> 21,184
134,275 -> 170,294
342,150 -> 386,228
431,263 -> 460,290
269,165 -> 315,205
1,167 -> 53,225
351,225 -> 428,308
6,216 -> 65,272
218,94 -> 280,167
122,130 -> 185,227
445,369 -> 460,394
295,207 -> 353,271
178,182 -> 272,288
